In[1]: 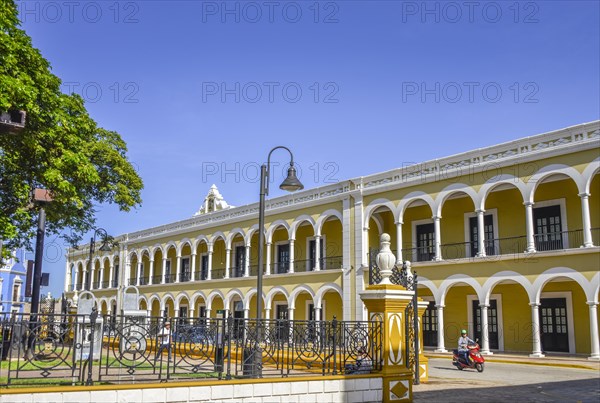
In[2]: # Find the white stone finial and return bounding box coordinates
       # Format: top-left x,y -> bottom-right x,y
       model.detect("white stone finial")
376,233 -> 396,284
72,290 -> 79,307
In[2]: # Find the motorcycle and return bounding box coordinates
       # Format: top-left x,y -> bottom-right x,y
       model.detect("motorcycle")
452,341 -> 485,372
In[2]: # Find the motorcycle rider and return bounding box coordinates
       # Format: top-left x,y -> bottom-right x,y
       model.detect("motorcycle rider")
458,329 -> 475,365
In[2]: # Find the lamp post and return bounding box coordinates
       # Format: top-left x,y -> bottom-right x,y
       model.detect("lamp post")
85,228 -> 114,291
251,146 -> 303,378
256,146 -> 304,321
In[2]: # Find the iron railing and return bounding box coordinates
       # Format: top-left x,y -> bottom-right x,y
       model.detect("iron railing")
0,313 -> 382,387
229,266 -> 245,278
321,256 -> 343,270
248,264 -> 266,277
139,277 -> 149,286
212,268 -> 226,279
151,275 -> 163,284
128,277 -> 137,286
180,272 -> 192,282
272,262 -> 290,274
164,273 -> 176,284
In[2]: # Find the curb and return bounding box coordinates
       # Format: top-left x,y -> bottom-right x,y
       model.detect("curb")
424,354 -> 600,371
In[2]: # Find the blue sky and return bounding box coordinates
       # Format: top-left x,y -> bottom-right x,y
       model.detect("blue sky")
16,0 -> 599,297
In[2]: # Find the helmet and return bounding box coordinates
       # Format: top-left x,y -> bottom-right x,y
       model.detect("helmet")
461,329 -> 467,334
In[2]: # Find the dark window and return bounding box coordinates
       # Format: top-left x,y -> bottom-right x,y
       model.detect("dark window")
277,244 -> 290,274
540,298 -> 569,352
534,205 -> 563,251
234,246 -> 246,277
181,258 -> 190,281
469,215 -> 495,257
201,255 -> 209,280
422,301 -> 438,347
276,304 -> 289,342
416,223 -> 435,261
165,260 -> 172,283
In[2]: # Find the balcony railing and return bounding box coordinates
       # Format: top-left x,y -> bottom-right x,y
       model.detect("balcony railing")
195,270 -> 209,281
164,273 -> 176,284
110,280 -> 118,288
212,268 -> 226,279
229,266 -> 245,278
180,272 -> 192,282
272,262 -> 290,274
128,277 -> 137,286
139,277 -> 149,286
151,275 -> 163,284
396,228 -> 598,263
321,256 -> 343,270
101,281 -> 110,288
249,264 -> 266,277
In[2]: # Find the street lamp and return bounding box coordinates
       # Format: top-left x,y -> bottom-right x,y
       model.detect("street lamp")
85,228 -> 114,291
256,146 -> 304,321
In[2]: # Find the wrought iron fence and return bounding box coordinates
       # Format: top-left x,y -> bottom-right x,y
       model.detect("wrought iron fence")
0,312 -> 382,388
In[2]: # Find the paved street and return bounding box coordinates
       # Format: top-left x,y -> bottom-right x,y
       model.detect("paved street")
413,358 -> 600,402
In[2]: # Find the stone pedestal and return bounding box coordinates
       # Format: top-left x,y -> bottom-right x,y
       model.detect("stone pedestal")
360,284 -> 417,402
416,300 -> 430,383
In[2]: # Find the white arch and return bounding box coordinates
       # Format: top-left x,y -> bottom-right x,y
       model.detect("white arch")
397,192 -> 435,222
415,276 -> 441,305
591,271 -> 600,304
289,284 -> 316,309
532,267 -> 594,303
148,293 -> 161,307
364,198 -> 397,225
226,228 -> 246,249
370,214 -> 384,236
290,215 -> 316,239
582,157 -> 600,194
161,293 -> 175,308
434,183 -> 479,217
177,238 -> 193,255
211,231 -> 227,244
225,288 -> 244,311
526,164 -> 584,203
139,247 -> 151,259
481,271 -> 534,304
243,288 -> 267,310
138,295 -> 149,310
315,209 -> 343,236
164,241 -> 177,255
315,283 -> 343,308
150,243 -> 164,257
265,286 -> 290,309
191,291 -> 208,308
245,224 -> 261,245
195,234 -> 210,247
175,291 -> 191,307
266,220 -> 290,243
207,289 -> 225,309
438,274 -> 484,305
478,174 -> 527,210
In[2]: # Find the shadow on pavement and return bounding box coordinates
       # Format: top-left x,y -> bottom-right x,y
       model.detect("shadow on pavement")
414,378 -> 600,402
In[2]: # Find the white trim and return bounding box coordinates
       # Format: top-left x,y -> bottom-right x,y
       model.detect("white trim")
467,293 -> 505,352
533,198 -> 569,247
463,208 -> 499,257
540,291 -> 576,354
305,300 -> 326,320
412,218 -> 434,262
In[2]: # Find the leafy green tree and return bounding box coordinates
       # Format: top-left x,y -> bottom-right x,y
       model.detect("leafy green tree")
0,0 -> 143,257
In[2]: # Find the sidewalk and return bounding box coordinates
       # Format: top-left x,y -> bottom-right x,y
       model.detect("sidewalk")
424,349 -> 600,371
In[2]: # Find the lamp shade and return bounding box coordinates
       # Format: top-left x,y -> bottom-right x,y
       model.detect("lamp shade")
279,165 -> 304,192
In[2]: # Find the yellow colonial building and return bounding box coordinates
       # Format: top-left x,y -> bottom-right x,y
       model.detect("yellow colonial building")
65,121 -> 600,360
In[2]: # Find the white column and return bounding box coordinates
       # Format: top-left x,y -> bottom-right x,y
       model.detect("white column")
476,209 -> 486,257
314,306 -> 322,321
189,308 -> 195,318
289,239 -> 295,273
191,252 -> 197,281
205,308 -> 212,319
175,255 -> 181,283
433,215 -> 442,261
136,262 -> 142,286
529,302 -> 545,357
434,304 -> 447,352
265,242 -> 272,275
244,308 -> 250,319
314,235 -> 321,271
149,258 -> 154,285
580,193 -> 594,247
264,308 -> 271,320
224,248 -> 231,279
109,264 -> 114,288
244,245 -> 250,277
74,269 -> 80,291
64,261 -> 71,292
98,266 -> 104,289
588,302 -> 600,360
524,202 -> 536,253
161,258 -> 167,284
395,221 -> 403,263
480,304 -> 493,354
207,244 -> 213,280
